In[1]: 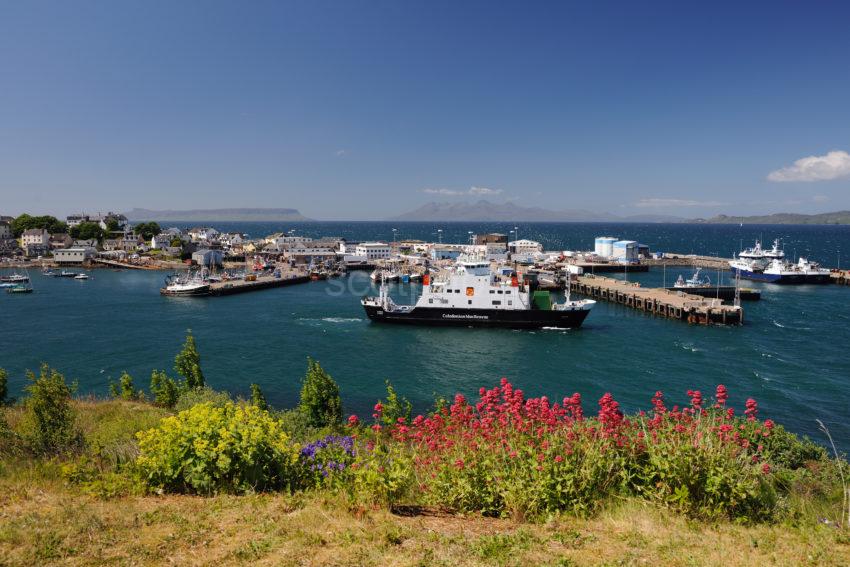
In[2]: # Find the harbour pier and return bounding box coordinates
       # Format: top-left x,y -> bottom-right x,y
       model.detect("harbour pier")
569,275 -> 744,325
831,270 -> 850,286
207,272 -> 311,296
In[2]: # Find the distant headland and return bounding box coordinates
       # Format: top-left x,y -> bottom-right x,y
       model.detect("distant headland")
124,208 -> 313,222
691,211 -> 850,225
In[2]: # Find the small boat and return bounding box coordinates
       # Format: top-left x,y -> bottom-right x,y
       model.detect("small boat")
42,269 -> 57,277
74,273 -> 90,280
57,270 -> 79,278
6,284 -> 33,294
0,273 -> 29,283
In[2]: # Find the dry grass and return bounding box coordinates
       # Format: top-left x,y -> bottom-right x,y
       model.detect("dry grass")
0,479 -> 848,567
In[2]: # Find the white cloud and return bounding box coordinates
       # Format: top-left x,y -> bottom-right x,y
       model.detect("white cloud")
813,194 -> 829,203
469,186 -> 501,195
334,149 -> 348,157
421,186 -> 503,196
767,150 -> 850,182
635,198 -> 726,208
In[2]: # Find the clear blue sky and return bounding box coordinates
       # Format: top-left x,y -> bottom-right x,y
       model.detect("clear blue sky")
2,0 -> 849,220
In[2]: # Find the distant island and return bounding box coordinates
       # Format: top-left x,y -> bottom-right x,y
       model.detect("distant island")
693,211 -> 850,225
388,200 -> 684,223
124,207 -> 312,222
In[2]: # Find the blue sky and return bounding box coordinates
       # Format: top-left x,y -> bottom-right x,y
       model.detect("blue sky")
1,0 -> 849,220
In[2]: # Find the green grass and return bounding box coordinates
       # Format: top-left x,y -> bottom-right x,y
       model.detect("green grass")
1,399 -> 849,566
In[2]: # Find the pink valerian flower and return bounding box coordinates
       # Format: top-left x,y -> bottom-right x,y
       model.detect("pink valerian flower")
744,398 -> 758,421
347,415 -> 360,427
715,384 -> 729,407
687,390 -> 703,411
651,391 -> 666,415
762,463 -> 771,474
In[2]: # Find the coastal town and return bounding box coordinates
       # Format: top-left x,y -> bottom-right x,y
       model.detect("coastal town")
6,210 -> 850,327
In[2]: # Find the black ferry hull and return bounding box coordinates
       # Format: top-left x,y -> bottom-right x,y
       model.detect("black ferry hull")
362,304 -> 591,329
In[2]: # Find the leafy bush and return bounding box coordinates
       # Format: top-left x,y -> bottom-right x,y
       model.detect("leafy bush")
0,368 -> 7,405
377,380 -> 411,428
150,370 -> 181,408
174,331 -> 205,389
299,358 -> 342,429
20,364 -> 82,455
136,402 -> 300,494
250,383 -> 269,411
109,372 -> 144,401
174,386 -> 233,412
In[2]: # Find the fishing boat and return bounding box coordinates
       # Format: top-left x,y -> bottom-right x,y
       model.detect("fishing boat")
674,268 -> 711,289
160,271 -> 211,296
74,273 -> 90,280
57,270 -> 79,278
362,255 -> 595,329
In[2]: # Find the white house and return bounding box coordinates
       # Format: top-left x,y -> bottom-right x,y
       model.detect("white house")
66,213 -> 90,228
187,227 -> 220,242
95,212 -> 129,231
21,228 -> 50,246
355,242 -> 391,260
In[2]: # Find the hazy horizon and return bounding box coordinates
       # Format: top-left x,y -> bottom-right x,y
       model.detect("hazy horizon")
2,1 -> 850,220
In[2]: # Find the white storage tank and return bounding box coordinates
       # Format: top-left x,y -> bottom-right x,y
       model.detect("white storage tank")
594,237 -> 617,258
612,240 -> 639,263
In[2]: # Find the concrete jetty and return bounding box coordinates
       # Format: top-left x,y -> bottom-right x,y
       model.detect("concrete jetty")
569,275 -> 744,325
831,270 -> 850,286
208,273 -> 311,296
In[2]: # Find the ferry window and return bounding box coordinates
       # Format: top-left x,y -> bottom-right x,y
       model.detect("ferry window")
455,289 -> 460,293
468,300 -> 472,305
492,300 -> 501,305
497,290 -> 503,294
447,289 -> 452,293
508,300 -> 512,305
428,299 -> 433,304
489,290 -> 495,294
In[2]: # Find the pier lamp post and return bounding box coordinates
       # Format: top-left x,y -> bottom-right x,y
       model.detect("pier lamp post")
392,228 -> 397,244
437,229 -> 443,244
468,231 -> 474,246
514,226 -> 519,243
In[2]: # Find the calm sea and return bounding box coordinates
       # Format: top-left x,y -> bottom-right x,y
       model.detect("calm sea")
2,222 -> 849,446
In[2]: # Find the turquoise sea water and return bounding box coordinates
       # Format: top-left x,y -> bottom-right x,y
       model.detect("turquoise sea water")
2,222 -> 849,446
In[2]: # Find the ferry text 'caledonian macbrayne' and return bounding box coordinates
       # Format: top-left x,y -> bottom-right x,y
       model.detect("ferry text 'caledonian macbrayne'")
361,256 -> 595,329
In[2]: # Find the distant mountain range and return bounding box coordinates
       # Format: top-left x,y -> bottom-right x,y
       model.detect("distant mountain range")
692,211 -> 850,225
124,208 -> 312,222
388,200 -> 684,223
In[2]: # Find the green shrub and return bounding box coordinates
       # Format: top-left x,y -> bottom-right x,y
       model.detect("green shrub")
150,370 -> 181,408
174,331 -> 205,389
175,386 -> 233,412
109,372 -> 144,401
20,364 -> 82,455
136,402 -> 300,494
299,358 -> 342,429
0,368 -> 7,405
250,383 -> 269,411
377,380 -> 411,427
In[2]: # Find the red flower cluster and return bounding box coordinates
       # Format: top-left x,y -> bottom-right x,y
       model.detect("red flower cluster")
357,379 -> 775,478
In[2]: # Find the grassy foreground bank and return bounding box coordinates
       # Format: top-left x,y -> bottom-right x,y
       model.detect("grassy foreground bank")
1,351 -> 849,565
